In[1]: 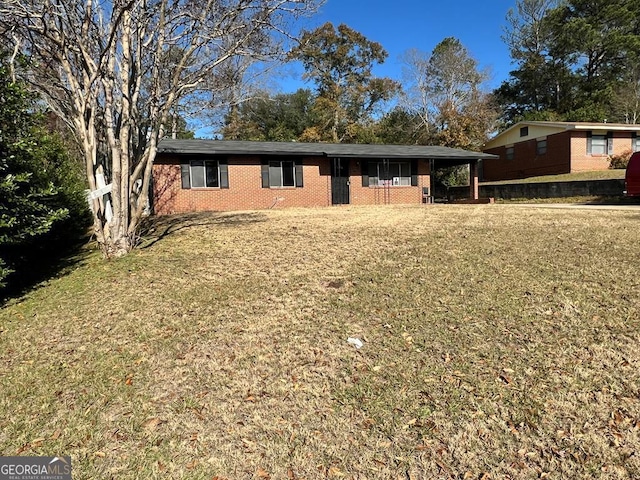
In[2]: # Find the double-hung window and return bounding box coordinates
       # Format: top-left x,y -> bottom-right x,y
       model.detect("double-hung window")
261,158 -> 303,188
181,158 -> 229,189
634,135 -> 640,152
505,146 -> 514,160
536,139 -> 547,155
587,133 -> 612,156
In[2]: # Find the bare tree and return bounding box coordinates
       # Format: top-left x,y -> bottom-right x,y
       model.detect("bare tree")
0,0 -> 320,257
401,38 -> 496,150
614,65 -> 640,124
400,48 -> 434,137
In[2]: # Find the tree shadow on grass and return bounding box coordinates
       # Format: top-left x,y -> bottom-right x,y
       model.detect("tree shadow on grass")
138,211 -> 269,250
1,212 -> 267,304
1,232 -> 95,305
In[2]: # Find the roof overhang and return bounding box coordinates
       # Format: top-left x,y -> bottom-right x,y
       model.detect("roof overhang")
157,139 -> 499,161
485,121 -> 640,150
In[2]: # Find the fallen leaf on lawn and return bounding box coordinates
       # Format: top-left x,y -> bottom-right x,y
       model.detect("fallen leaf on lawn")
16,444 -> 29,454
328,466 -> 345,477
31,438 -> 44,447
50,429 -> 62,440
142,417 -> 163,431
256,467 -> 270,478
94,451 -> 106,458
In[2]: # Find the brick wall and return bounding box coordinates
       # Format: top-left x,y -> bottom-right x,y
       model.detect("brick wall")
483,130 -> 637,181
570,131 -> 633,172
483,132 -> 570,181
153,154 -> 432,214
348,159 -> 431,206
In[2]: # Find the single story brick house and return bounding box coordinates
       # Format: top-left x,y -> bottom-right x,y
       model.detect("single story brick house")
152,139 -> 498,214
482,121 -> 640,181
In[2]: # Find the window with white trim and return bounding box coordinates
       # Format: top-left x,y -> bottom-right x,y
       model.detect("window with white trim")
589,135 -> 607,155
261,158 -> 303,188
181,158 -> 228,189
190,160 -> 219,188
270,160 -> 296,187
634,136 -> 640,152
369,161 -> 412,186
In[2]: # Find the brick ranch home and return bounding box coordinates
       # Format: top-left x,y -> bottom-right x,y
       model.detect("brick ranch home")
482,121 -> 640,182
152,139 -> 498,214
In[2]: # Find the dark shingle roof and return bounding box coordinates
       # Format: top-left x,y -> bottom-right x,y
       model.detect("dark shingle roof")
157,139 -> 498,160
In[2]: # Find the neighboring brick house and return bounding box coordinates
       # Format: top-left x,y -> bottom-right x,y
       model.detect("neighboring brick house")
482,121 -> 640,181
152,139 -> 498,214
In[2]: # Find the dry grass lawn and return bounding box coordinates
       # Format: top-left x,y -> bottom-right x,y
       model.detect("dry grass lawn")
481,169 -> 625,185
1,205 -> 640,479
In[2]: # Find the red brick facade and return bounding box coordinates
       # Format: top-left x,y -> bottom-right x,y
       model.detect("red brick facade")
153,154 -> 432,214
569,131 -> 632,172
483,130 -> 637,181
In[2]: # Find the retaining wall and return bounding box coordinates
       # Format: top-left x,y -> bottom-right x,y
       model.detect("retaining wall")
449,179 -> 625,200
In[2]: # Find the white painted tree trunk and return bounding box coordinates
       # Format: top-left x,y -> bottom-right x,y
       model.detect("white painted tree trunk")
2,0 -> 321,257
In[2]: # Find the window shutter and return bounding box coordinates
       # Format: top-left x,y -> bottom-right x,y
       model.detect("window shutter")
607,132 -> 614,155
361,160 -> 369,187
181,161 -> 191,189
411,159 -> 418,186
586,132 -> 592,155
220,159 -> 229,189
295,159 -> 304,188
261,158 -> 269,188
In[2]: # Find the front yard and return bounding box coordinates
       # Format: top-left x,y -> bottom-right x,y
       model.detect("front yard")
1,205 -> 639,479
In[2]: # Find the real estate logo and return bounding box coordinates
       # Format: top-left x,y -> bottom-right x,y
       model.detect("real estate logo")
0,457 -> 71,480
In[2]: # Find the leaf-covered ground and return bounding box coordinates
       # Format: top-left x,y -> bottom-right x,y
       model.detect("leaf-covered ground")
1,205 -> 639,479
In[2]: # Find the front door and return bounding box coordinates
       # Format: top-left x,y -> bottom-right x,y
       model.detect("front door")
331,158 -> 350,205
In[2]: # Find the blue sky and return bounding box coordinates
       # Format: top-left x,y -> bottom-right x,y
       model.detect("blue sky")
279,0 -> 518,92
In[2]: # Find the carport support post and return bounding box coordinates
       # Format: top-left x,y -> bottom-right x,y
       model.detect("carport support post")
470,160 -> 479,200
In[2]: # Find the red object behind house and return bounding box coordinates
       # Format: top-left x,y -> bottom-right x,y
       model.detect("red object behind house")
625,152 -> 640,197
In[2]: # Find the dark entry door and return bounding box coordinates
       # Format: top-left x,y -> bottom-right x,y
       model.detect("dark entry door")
331,158 -> 350,205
